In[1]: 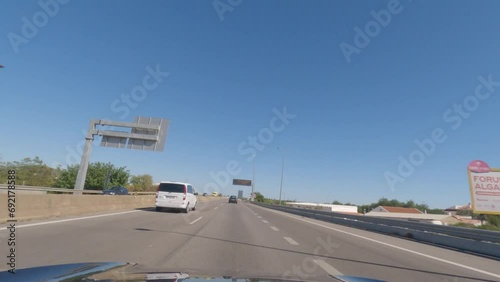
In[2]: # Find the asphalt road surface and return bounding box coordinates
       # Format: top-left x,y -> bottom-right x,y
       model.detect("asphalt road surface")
0,199 -> 499,281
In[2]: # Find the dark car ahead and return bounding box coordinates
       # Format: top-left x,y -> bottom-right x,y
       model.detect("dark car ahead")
103,186 -> 129,195
228,195 -> 237,204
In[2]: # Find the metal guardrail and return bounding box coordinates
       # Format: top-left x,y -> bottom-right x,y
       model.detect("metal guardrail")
361,214 -> 499,244
0,185 -> 157,195
254,203 -> 500,259
288,205 -> 500,244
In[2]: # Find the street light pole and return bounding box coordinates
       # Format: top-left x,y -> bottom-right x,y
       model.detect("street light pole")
278,147 -> 285,205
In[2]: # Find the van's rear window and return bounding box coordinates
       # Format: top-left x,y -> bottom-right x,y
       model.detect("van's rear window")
158,183 -> 185,193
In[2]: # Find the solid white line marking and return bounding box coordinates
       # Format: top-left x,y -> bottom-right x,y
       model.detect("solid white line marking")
313,259 -> 343,276
262,220 -> 269,223
214,206 -> 218,210
257,206 -> 500,279
189,217 -> 203,225
284,236 -> 299,245
0,210 -> 140,231
270,226 -> 279,231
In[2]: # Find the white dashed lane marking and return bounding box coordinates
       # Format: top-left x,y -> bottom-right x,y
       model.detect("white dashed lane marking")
283,237 -> 299,245
313,259 -> 343,276
189,217 -> 203,225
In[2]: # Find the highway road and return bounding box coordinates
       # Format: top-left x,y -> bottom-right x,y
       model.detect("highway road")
0,199 -> 499,281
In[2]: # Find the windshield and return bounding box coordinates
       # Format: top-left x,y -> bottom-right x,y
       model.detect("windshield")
1,1 -> 500,281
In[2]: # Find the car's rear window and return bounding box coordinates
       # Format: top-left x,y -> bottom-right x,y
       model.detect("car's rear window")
158,183 -> 186,193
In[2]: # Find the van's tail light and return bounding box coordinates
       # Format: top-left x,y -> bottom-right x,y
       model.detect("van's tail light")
183,194 -> 186,201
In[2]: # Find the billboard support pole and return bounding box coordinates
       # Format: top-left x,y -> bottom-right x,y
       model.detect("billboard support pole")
74,120 -> 98,193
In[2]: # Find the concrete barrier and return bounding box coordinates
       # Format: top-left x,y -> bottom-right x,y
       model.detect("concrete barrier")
0,194 -> 154,223
0,194 -> 222,223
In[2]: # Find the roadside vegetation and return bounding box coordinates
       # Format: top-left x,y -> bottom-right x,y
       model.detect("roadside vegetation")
253,192 -> 288,205
352,198 -> 445,215
451,220 -> 500,231
449,212 -> 500,231
0,156 -> 155,191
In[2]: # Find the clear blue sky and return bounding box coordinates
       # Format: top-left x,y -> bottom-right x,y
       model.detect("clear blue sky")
2,0 -> 500,208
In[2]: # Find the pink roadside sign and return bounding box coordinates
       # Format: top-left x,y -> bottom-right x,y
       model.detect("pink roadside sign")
468,160 -> 490,173
467,160 -> 500,215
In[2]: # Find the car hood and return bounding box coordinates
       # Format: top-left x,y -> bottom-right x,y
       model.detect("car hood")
0,262 -> 386,282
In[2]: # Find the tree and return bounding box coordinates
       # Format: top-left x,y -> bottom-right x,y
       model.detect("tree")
53,165 -> 79,188
54,162 -> 130,190
255,192 -> 264,202
405,200 -> 416,208
388,199 -> 401,207
378,197 -> 390,206
0,156 -> 60,186
416,203 -> 429,213
332,200 -> 343,205
426,208 -> 445,214
484,214 -> 500,227
129,174 -> 153,192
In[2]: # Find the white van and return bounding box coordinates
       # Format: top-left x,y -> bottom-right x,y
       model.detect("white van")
155,181 -> 197,213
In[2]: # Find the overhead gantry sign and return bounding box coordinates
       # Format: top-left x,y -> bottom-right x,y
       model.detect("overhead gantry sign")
74,117 -> 169,192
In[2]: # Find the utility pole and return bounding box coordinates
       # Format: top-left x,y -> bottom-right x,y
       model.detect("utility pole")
278,147 -> 285,205
251,154 -> 256,201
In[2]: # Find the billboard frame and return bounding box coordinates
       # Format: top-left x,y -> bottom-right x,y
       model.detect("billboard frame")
467,163 -> 500,215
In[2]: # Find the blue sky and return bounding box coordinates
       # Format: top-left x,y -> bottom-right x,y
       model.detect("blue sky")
1,0 -> 500,208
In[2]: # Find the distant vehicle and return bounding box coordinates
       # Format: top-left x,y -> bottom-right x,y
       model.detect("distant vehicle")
228,195 -> 237,204
102,186 -> 128,195
155,181 -> 197,213
211,192 -> 219,196
203,193 -> 208,196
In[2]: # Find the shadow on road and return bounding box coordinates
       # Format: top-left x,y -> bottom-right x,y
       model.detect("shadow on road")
134,207 -> 183,213
132,227 -> 498,282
